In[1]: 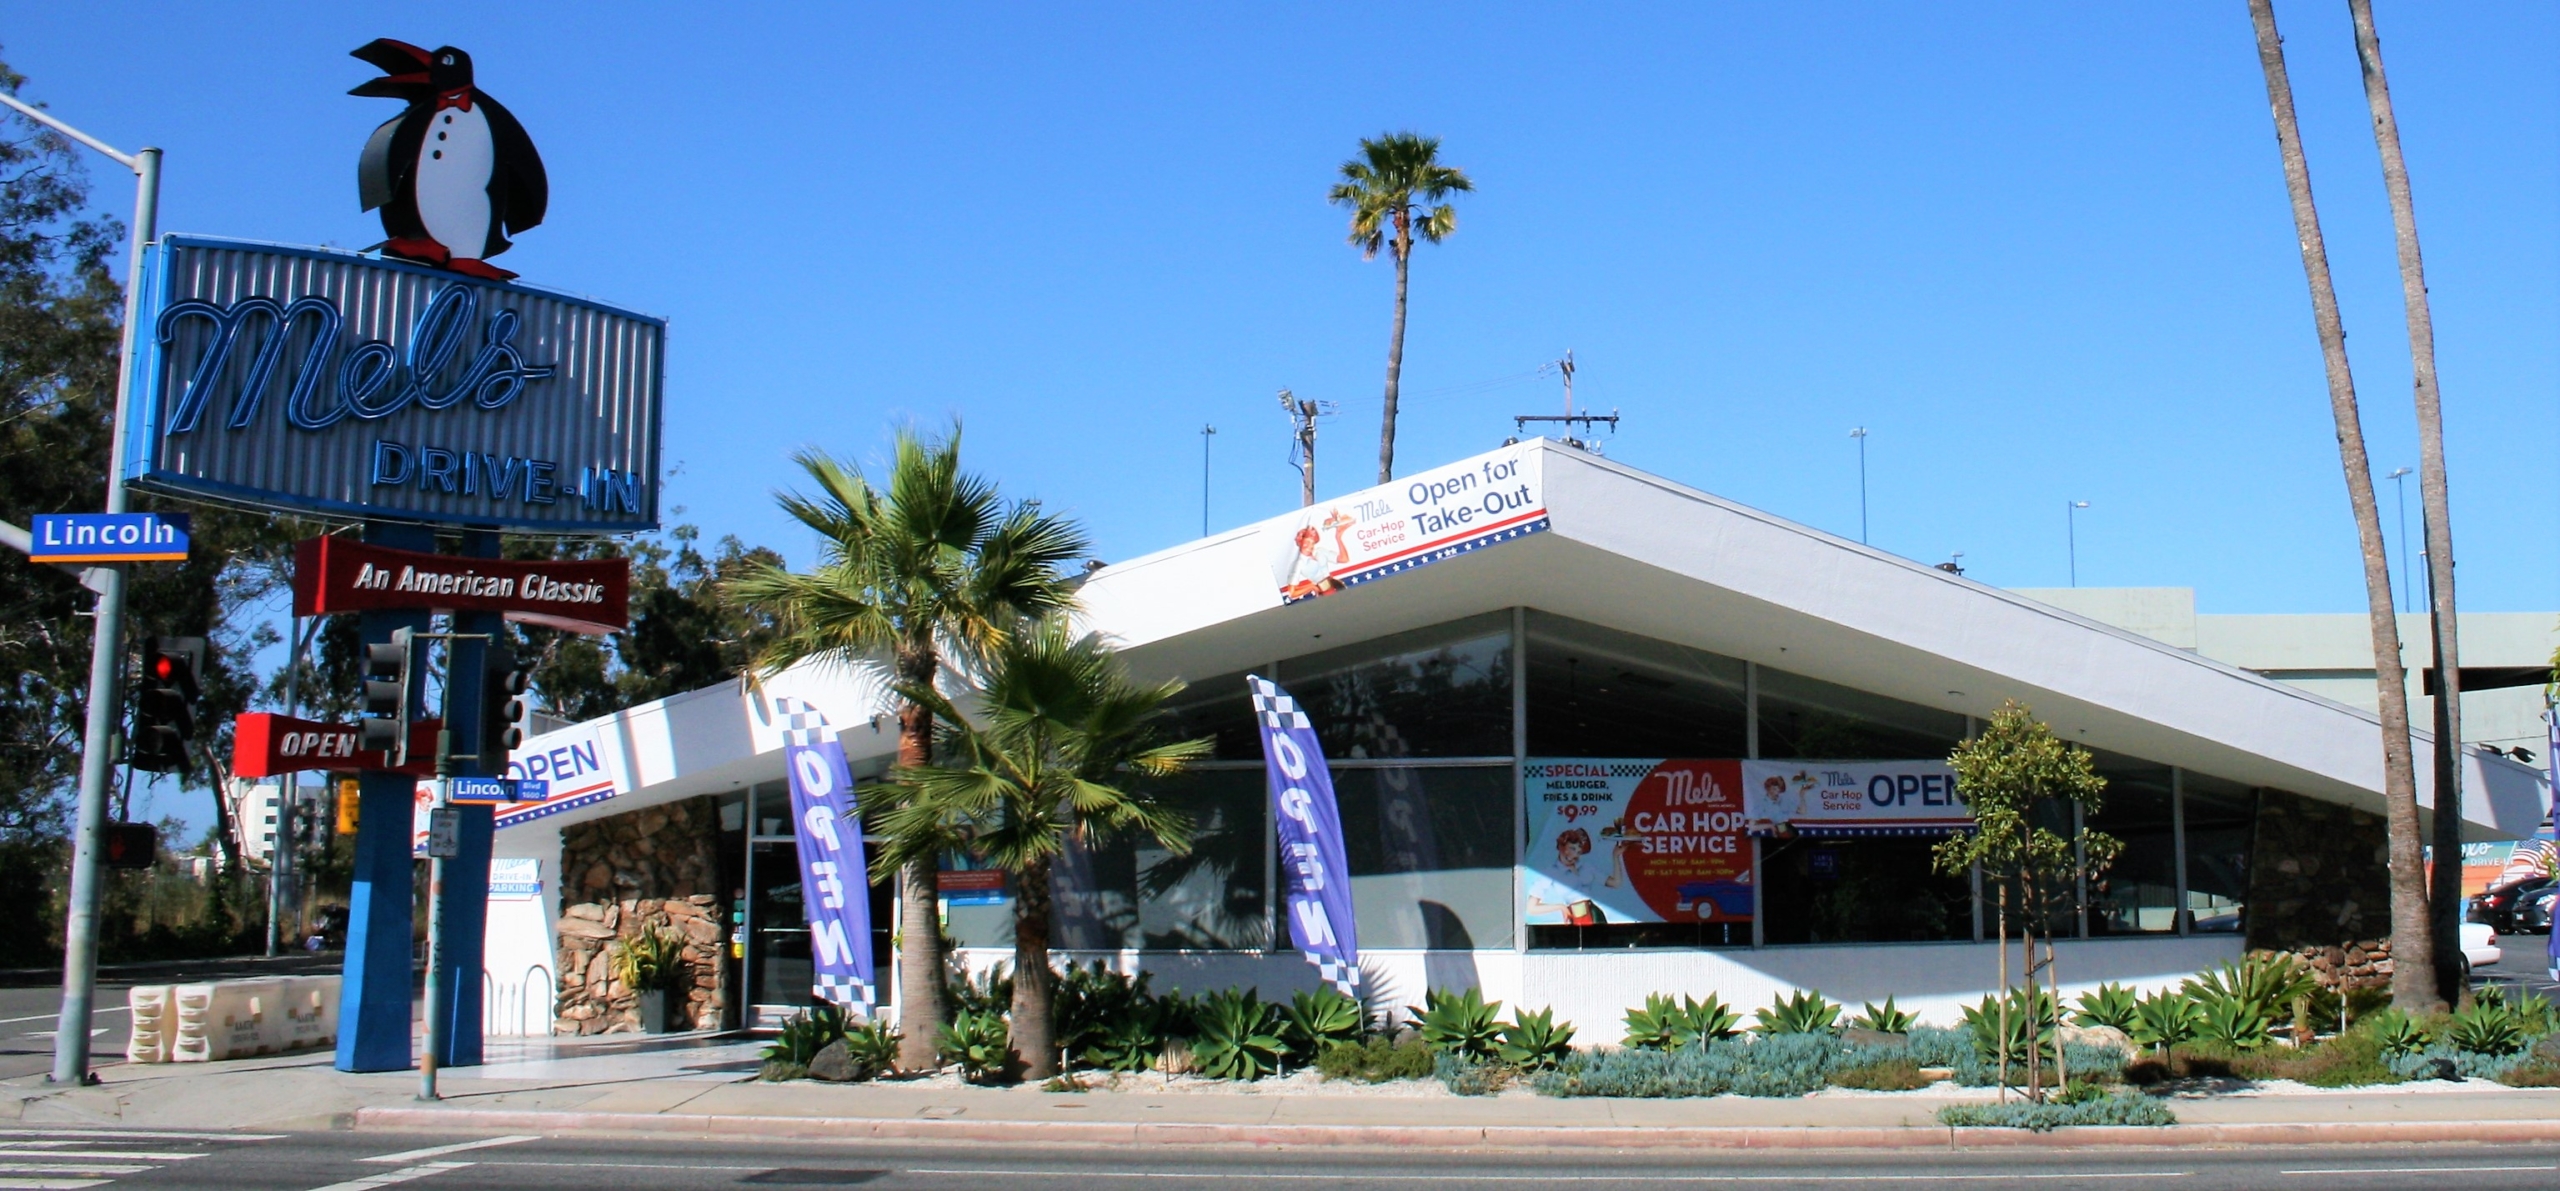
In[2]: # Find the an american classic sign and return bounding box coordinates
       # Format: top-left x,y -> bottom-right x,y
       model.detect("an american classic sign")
127,235 -> 662,531
293,536 -> 629,634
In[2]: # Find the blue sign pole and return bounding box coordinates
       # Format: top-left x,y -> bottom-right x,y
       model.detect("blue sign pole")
1247,676 -> 1360,998
336,522 -> 433,1073
430,528 -> 505,1068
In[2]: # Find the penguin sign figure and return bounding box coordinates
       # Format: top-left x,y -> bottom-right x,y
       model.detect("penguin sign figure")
350,39 -> 547,281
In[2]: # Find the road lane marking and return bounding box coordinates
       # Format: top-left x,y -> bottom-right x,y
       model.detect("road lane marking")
2281,1166 -> 2560,1176
901,1171 -> 2192,1183
361,1136 -> 539,1164
301,1160 -> 473,1191
0,1130 -> 280,1142
0,1178 -> 113,1190
0,1165 -> 151,1176
0,1008 -> 128,1026
0,1150 -> 204,1161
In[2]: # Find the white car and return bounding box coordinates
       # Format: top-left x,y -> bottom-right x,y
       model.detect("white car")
2461,921 -> 2502,974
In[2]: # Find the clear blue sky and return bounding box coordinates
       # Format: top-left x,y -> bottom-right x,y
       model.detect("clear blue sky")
11,3 -> 2554,616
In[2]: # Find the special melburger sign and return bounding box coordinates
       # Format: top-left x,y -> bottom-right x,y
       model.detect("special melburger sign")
293,536 -> 628,634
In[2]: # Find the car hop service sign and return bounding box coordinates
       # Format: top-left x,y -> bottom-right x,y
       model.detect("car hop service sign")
126,235 -> 662,532
1261,442 -> 1545,604
1741,760 -> 1969,836
1523,759 -> 1753,927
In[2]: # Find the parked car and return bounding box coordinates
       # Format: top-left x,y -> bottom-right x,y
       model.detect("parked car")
2517,884 -> 2558,934
2460,920 -> 2501,977
2466,875 -> 2554,933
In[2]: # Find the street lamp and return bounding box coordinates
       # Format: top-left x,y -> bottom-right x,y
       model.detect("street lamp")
2387,466 -> 2414,612
2067,501 -> 2091,587
1848,427 -> 1869,544
1199,424 -> 1217,536
0,92 -> 162,1089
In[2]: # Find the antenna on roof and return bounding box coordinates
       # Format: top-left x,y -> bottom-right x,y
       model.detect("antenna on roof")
1508,350 -> 1619,453
1279,388 -> 1336,507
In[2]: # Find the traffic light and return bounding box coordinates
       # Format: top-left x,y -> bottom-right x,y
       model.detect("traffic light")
360,627 -> 416,766
131,637 -> 205,774
100,821 -> 158,869
480,642 -> 533,768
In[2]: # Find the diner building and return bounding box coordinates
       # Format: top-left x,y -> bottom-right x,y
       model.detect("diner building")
474,440 -> 2550,1039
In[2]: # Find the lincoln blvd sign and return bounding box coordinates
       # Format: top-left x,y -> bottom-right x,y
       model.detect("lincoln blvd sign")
292,536 -> 629,634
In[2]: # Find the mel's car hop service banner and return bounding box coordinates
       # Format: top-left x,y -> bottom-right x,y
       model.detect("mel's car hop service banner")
1742,760 -> 1968,836
1524,760 -> 1753,927
1260,443 -> 1545,603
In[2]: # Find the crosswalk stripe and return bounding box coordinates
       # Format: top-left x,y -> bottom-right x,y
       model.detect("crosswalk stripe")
0,1131 -> 281,1142
302,1161 -> 473,1191
0,1151 -> 202,1162
0,1166 -> 151,1176
0,1177 -> 113,1190
361,1135 -> 539,1164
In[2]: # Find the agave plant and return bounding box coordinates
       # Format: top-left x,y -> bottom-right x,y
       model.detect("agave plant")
1687,993 -> 1745,1042
1754,990 -> 1843,1037
2446,1001 -> 2527,1057
939,1008 -> 1013,1083
1054,962 -> 1155,1063
1622,993 -> 1694,1051
2071,983 -> 2140,1033
946,964 -> 1016,1019
1189,988 -> 1288,1080
763,1002 -> 849,1066
2364,1008 -> 2431,1059
1960,986 -> 2059,1068
1496,1006 -> 1577,1069
2127,990 -> 2201,1054
1416,987 -> 1505,1061
2195,994 -> 2274,1051
1080,1014 -> 1163,1073
1278,988 -> 1365,1063
840,1018 -> 902,1079
2513,990 -> 2560,1038
1850,996 -> 1919,1035
2182,953 -> 2316,1025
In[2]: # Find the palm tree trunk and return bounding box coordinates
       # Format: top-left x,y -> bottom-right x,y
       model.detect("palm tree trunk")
1011,853 -> 1058,1081
893,650 -> 948,1072
2347,0 -> 2468,1007
1377,222 -> 1412,485
2248,0 -> 2438,1013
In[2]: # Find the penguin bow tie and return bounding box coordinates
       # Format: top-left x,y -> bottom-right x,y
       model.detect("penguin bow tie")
433,88 -> 474,114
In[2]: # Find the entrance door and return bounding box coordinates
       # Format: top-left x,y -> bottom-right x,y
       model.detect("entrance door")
746,839 -> 812,1026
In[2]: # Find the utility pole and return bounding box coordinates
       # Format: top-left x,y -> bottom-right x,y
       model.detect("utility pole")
1199,424 -> 1217,536
2067,501 -> 2090,587
1,91 -> 164,1089
1280,389 -> 1334,508
1512,351 -> 1618,452
1849,427 -> 1870,544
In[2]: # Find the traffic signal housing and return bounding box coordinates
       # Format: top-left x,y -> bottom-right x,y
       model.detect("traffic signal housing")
360,627 -> 416,765
100,821 -> 158,869
131,637 -> 205,774
480,642 -> 533,769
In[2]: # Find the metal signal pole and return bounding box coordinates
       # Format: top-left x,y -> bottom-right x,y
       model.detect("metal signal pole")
1199,424 -> 1217,536
1,91 -> 164,1088
1280,389 -> 1332,508
1849,427 -> 1870,544
2067,500 -> 2091,587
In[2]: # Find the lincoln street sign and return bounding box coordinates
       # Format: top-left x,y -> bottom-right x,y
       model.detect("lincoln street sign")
29,512 -> 191,564
450,775 -> 547,802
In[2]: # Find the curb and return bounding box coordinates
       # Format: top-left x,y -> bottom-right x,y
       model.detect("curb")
350,1106 -> 2560,1151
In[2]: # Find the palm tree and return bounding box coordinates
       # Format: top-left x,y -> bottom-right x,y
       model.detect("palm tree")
2347,0 -> 2468,1005
726,428 -> 1090,1069
1328,132 -> 1474,485
2247,0 -> 2438,1012
878,618 -> 1209,1081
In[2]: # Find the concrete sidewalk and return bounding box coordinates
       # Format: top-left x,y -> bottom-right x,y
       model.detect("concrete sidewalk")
8,1034 -> 2560,1151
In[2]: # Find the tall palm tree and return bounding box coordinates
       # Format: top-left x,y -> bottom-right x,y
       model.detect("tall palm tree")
879,618 -> 1208,1081
2247,0 -> 2438,1011
1329,132 -> 1474,485
726,428 -> 1090,1069
2347,0 -> 2468,1004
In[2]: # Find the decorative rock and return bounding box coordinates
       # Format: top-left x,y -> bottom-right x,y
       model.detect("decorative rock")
808,1039 -> 858,1082
1840,1027 -> 1906,1049
2059,1024 -> 2130,1051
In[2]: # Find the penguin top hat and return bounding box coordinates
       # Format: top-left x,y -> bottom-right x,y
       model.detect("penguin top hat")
350,38 -> 548,282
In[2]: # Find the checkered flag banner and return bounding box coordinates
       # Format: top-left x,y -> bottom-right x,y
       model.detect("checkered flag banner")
774,697 -> 877,1017
1248,675 -> 1361,998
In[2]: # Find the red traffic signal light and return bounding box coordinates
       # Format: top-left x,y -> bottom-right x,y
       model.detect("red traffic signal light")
132,637 -> 205,775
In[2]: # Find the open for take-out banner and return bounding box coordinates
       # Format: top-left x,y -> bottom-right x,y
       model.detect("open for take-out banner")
1522,759 -> 1753,927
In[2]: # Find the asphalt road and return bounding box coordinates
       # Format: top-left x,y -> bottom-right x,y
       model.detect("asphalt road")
0,955 -> 347,1082
2,1128 -> 2559,1191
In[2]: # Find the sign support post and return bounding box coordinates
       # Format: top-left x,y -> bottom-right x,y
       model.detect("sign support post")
337,523 -> 434,1073
0,90 -> 163,1089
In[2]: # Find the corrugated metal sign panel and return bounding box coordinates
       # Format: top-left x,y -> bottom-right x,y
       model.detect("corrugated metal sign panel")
126,235 -> 664,532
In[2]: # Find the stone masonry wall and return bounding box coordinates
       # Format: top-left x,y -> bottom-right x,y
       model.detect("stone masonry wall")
2246,787 -> 2393,990
554,796 -> 728,1034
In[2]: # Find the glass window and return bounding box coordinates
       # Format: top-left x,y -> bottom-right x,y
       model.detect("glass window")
1153,668 -> 1267,762
1282,614 -> 1513,759
1760,836 -> 1973,944
1756,667 -> 1967,761
1525,612 -> 1749,758
1333,765 -> 1515,949
751,780 -> 792,838
2086,751 -> 2177,936
1049,769 -> 1271,951
2182,773 -> 2255,935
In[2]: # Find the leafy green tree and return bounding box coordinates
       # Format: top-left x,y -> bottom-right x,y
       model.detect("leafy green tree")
1327,132 -> 1473,484
1932,701 -> 2120,1102
727,429 -> 1086,1071
878,618 -> 1207,1081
